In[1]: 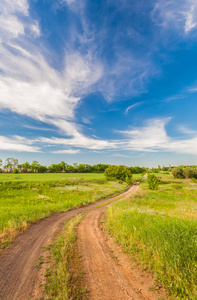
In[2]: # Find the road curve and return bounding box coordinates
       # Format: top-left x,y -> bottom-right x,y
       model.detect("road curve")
0,185 -> 137,300
78,183 -> 168,300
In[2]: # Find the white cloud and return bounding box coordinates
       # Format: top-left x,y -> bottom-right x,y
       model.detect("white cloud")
118,118 -> 197,155
152,0 -> 197,34
0,136 -> 40,152
0,0 -> 103,148
52,149 -> 80,154
0,16 -> 25,38
37,135 -> 117,151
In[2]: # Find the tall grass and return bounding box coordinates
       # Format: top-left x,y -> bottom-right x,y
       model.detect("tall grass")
106,178 -> 197,299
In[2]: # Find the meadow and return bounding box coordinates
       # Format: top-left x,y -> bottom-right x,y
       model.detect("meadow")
0,173 -> 128,248
106,175 -> 197,299
0,172 -> 105,182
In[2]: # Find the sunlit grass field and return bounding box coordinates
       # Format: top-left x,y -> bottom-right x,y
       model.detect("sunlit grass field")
0,172 -> 105,182
106,175 -> 197,299
0,174 -> 128,248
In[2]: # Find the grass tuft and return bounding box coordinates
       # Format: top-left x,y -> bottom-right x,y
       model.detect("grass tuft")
44,213 -> 88,300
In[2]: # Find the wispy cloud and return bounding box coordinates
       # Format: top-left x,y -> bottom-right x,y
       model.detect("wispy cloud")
52,149 -> 80,154
36,135 -> 117,151
125,102 -> 143,114
0,0 -> 104,148
152,0 -> 197,34
0,135 -> 40,152
118,118 -> 197,155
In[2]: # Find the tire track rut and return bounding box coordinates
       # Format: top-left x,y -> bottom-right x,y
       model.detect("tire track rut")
78,184 -> 168,300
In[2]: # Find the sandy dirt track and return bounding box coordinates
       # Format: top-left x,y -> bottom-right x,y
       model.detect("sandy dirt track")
0,185 -> 135,300
78,184 -> 168,300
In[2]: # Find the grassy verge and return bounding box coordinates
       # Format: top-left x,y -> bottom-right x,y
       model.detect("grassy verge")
105,177 -> 197,299
43,213 -> 87,300
0,177 -> 127,247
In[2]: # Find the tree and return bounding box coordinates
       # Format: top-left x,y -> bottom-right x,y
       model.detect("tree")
31,161 -> 39,172
147,173 -> 159,190
4,158 -> 18,172
104,165 -> 132,184
20,161 -> 31,173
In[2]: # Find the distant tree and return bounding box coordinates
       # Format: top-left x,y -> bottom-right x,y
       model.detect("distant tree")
0,159 -> 2,172
4,158 -> 18,172
92,164 -> 109,173
21,161 -> 31,173
129,166 -> 146,174
60,161 -> 68,172
147,173 -> 159,190
31,161 -> 39,172
37,164 -> 47,173
73,163 -> 78,172
162,166 -> 169,171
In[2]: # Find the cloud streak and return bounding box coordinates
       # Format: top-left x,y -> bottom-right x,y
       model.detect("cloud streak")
0,135 -> 40,152
125,102 -> 143,114
152,0 -> 197,34
118,118 -> 197,155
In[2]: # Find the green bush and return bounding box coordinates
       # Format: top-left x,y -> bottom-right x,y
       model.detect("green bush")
13,168 -> 19,174
172,166 -> 185,179
183,167 -> 197,179
147,173 -> 159,190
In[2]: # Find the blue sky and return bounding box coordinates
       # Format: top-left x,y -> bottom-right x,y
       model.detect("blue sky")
0,0 -> 197,167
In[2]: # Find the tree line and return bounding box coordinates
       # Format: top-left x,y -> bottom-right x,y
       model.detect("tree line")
0,157 -> 147,174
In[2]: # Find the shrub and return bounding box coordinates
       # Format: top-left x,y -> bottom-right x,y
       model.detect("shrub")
147,173 -> 159,190
13,168 -> 19,174
183,167 -> 197,179
172,167 -> 185,179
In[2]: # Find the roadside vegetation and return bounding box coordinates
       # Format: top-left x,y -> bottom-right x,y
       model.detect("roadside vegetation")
0,176 -> 127,248
43,214 -> 88,300
105,174 -> 197,299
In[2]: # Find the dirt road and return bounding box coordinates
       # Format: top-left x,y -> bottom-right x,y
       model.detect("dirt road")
78,184 -> 168,300
0,185 -> 135,300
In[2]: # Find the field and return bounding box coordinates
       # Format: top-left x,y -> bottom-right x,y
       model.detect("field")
0,172 -> 105,182
0,173 -> 128,248
106,175 -> 197,299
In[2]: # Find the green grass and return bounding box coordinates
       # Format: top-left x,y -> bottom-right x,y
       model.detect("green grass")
106,177 -> 197,299
43,214 -> 87,300
0,172 -> 105,182
0,175 -> 127,244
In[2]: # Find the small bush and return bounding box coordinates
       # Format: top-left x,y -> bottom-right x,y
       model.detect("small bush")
147,173 -> 159,190
13,168 -> 19,174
